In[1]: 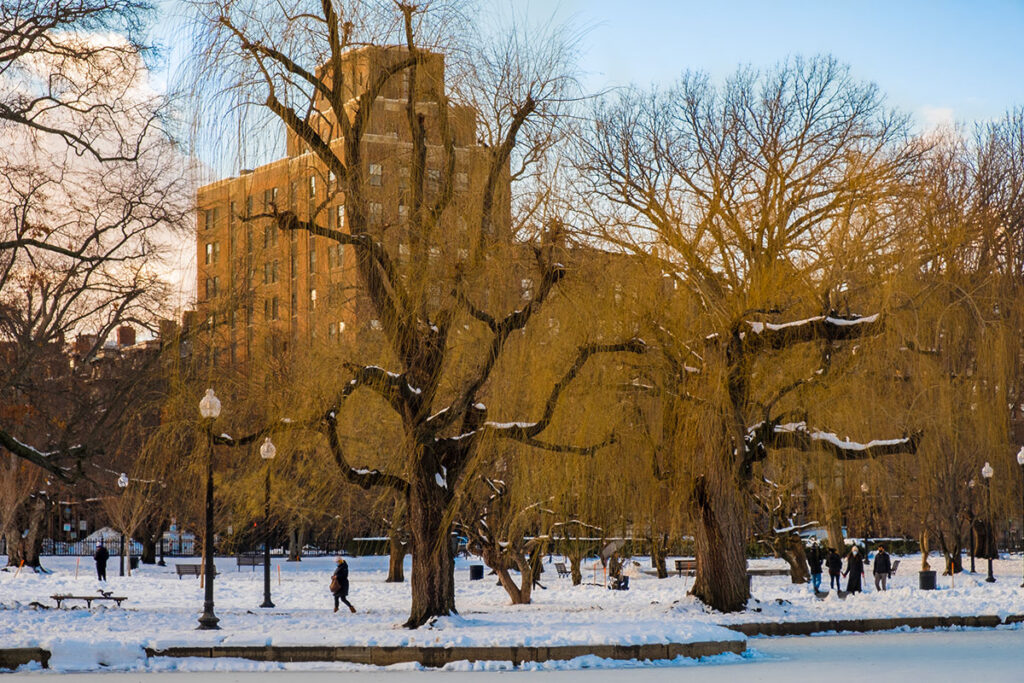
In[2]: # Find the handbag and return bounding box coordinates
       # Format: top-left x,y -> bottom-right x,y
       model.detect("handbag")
330,574 -> 340,593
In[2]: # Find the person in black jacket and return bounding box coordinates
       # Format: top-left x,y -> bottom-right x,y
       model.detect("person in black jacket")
806,538 -> 824,593
873,545 -> 892,591
843,545 -> 865,593
826,547 -> 842,591
94,541 -> 109,581
331,557 -> 356,613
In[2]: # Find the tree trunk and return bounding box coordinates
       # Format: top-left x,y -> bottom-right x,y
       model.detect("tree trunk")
287,525 -> 305,561
569,554 -> 583,585
778,535 -> 810,584
387,534 -> 407,583
650,533 -> 669,579
920,529 -> 931,570
691,475 -> 749,612
3,497 -> 46,570
404,478 -> 456,628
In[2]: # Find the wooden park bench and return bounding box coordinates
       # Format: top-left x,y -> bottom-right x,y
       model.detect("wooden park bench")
675,559 -> 697,577
51,594 -> 126,609
554,561 -> 570,578
175,563 -> 216,579
236,555 -> 261,571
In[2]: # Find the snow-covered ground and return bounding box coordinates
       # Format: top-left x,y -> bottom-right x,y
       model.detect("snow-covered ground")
2,552 -> 1024,674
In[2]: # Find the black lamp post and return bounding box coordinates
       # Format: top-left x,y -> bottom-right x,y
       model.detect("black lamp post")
197,388 -> 222,630
1017,447 -> 1024,587
259,436 -> 276,608
117,473 -> 128,576
968,479 -> 976,573
982,461 -> 995,583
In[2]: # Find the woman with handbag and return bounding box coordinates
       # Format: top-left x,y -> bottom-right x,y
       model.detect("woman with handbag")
331,557 -> 356,613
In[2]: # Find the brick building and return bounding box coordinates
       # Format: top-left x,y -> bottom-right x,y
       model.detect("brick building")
195,46 -> 508,364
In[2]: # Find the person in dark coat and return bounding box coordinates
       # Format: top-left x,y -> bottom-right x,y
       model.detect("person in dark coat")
331,557 -> 356,613
805,538 -> 824,593
826,548 -> 842,590
873,545 -> 892,591
843,545 -> 865,593
94,541 -> 109,581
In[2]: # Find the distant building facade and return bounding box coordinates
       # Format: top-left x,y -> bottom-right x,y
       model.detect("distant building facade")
195,46 -> 509,365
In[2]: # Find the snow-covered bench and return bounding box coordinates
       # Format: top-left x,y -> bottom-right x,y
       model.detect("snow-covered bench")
175,563 -> 216,578
554,562 -> 570,578
51,594 -> 126,608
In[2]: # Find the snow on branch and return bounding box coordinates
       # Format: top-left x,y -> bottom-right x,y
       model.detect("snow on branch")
0,429 -> 83,482
750,420 -> 922,461
320,410 -> 409,493
741,313 -> 883,352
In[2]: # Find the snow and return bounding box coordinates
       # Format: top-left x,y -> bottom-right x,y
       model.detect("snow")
484,421 -> 537,430
4,553 -> 1024,674
767,422 -> 908,451
746,314 -> 879,334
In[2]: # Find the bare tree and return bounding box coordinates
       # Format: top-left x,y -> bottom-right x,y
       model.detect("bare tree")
578,56 -> 924,611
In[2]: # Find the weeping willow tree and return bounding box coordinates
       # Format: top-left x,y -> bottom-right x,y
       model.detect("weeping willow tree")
577,55 -> 927,612
185,0 -> 642,628
885,129 -> 1016,574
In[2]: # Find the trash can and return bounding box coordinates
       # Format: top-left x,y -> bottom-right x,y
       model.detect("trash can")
919,570 -> 936,590
469,564 -> 484,581
129,556 -> 139,571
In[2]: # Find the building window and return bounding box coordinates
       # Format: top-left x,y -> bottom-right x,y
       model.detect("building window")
263,260 -> 279,284
204,243 -> 213,265
265,297 -> 279,320
370,319 -> 382,331
309,238 -> 317,272
263,187 -> 278,211
309,288 -> 317,309
521,278 -> 533,300
328,243 -> 343,270
369,163 -> 383,186
368,202 -> 382,225
291,292 -> 297,317
426,168 -> 440,192
336,206 -> 345,229
328,169 -> 337,190
308,175 -> 316,198
398,204 -> 409,225
246,195 -> 253,217
290,244 -> 297,278
203,207 -> 220,230
456,172 -> 468,192
204,276 -> 219,299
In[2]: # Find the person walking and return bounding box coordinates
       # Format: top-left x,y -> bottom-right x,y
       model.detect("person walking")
826,547 -> 842,591
873,545 -> 892,591
843,545 -> 865,593
330,557 -> 356,613
806,538 -> 824,593
94,541 -> 109,581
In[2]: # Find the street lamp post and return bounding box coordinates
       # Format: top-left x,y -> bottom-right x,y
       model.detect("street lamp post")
1017,447 -> 1024,587
259,436 -> 276,608
197,388 -> 222,630
968,479 -> 977,573
982,461 -> 995,583
117,473 -> 128,576
860,482 -> 872,541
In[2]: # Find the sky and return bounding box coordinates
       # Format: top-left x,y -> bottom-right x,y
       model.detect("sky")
546,0 -> 1024,130
152,1 -> 1024,136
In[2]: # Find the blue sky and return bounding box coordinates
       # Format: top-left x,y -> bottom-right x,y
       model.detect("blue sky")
153,1 -> 1024,131
549,0 -> 1024,129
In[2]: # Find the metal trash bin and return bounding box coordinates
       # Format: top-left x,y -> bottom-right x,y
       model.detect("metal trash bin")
918,570 -> 936,590
469,564 -> 484,581
129,556 -> 139,570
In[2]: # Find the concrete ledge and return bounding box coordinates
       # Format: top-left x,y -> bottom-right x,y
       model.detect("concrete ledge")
726,614 -> 1005,637
144,640 -> 745,667
0,648 -> 49,671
